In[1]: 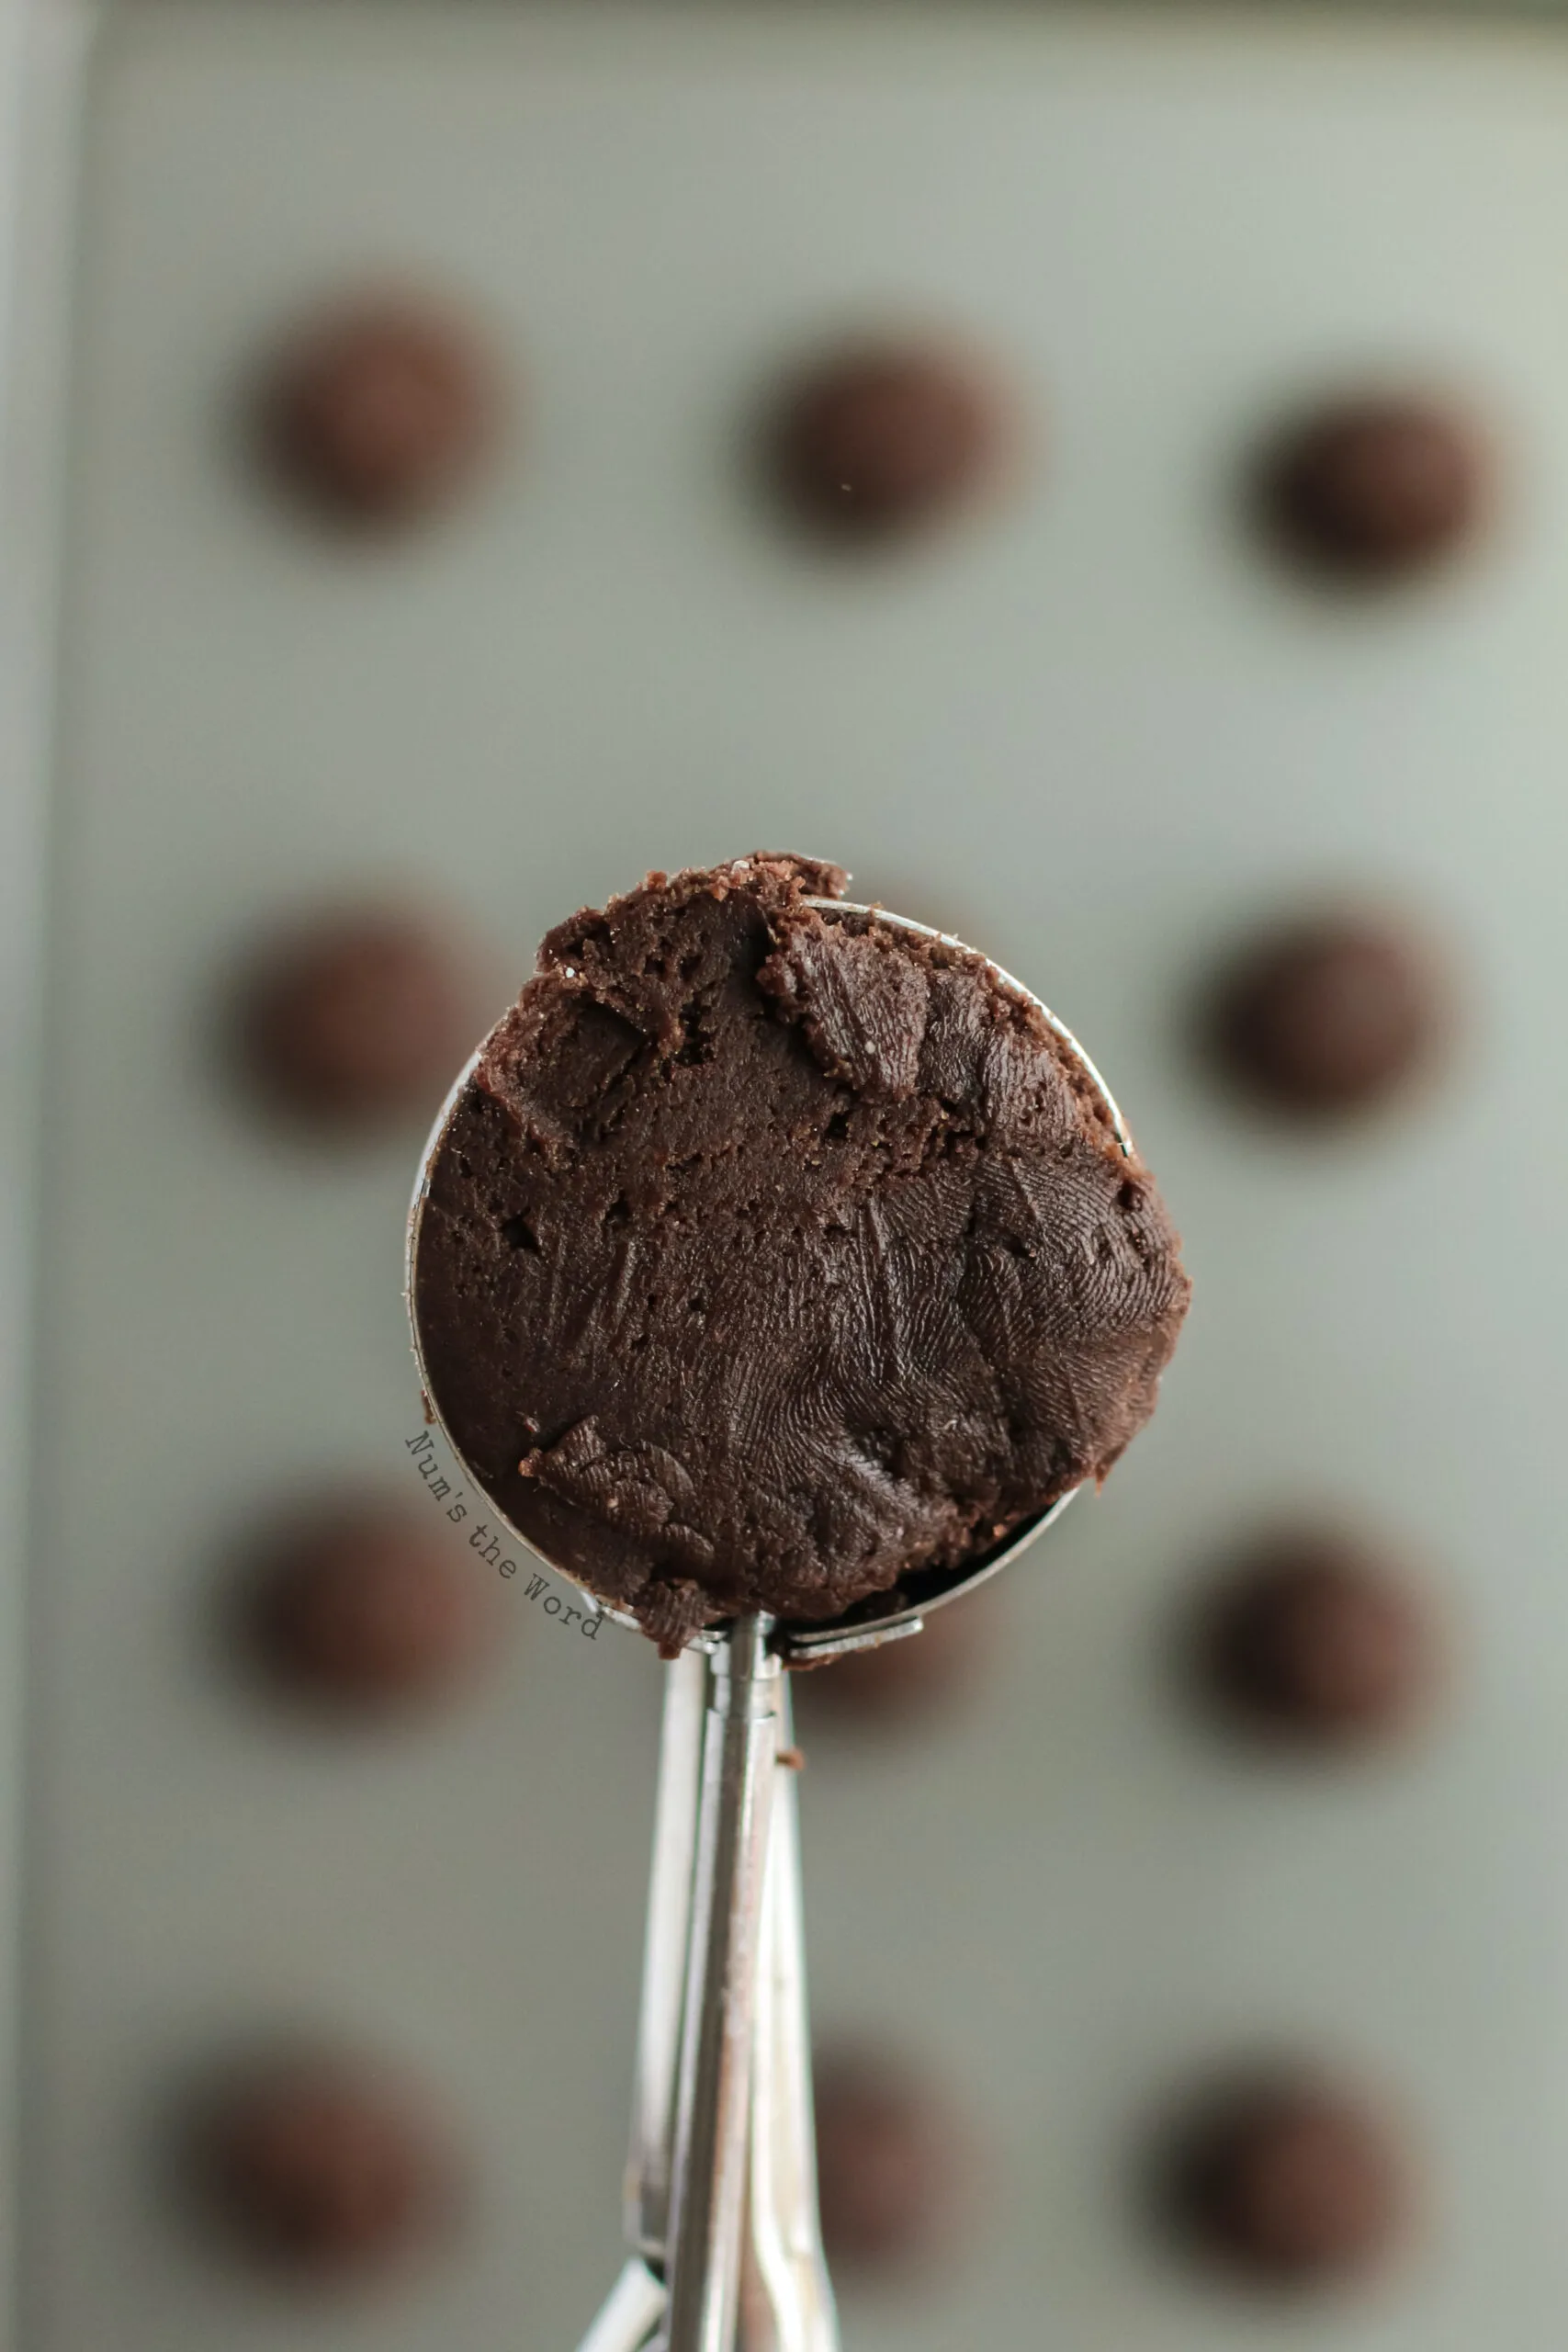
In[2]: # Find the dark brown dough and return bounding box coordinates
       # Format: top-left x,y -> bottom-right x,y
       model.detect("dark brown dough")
1154,2070 -> 1411,2289
812,2047 -> 974,2276
189,2053 -> 462,2280
231,904 -> 492,1136
1254,392 -> 1488,584
1190,1525 -> 1440,1749
253,296 -> 501,530
239,1496 -> 494,1715
765,340 -> 1012,545
1201,908 -> 1450,1121
412,854 -> 1189,1651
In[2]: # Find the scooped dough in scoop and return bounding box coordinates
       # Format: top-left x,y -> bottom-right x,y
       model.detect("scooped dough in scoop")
412,854 -> 1190,1652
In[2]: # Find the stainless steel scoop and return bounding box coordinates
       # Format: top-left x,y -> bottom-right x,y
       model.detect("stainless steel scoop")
405,898 -> 1133,2351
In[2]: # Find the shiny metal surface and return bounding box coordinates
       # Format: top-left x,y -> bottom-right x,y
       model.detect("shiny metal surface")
746,1680 -> 840,2352
626,1646 -> 707,2262
410,892 -> 1131,2351
662,1615 -> 782,2352
576,1651 -> 839,2352
574,2260 -> 666,2352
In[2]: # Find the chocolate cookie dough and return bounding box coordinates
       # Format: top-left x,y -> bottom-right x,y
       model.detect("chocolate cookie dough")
253,295 -> 501,530
811,2046 -> 975,2275
1190,1525 -> 1440,1750
1155,2070 -> 1410,2288
412,855 -> 1190,1651
190,2052 -> 462,2279
765,339 -> 1012,545
233,903 -> 492,1136
1201,907 -> 1450,1120
1254,391 -> 1488,584
240,1496 -> 494,1716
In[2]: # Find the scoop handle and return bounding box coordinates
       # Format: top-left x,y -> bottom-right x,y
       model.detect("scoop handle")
580,1629 -> 836,2352
661,1615 -> 781,2352
626,1645 -> 707,2259
574,2259 -> 667,2352
744,1681 -> 840,2352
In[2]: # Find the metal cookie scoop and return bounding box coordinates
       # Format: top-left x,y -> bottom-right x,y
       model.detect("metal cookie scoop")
406,900 -> 1132,2352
